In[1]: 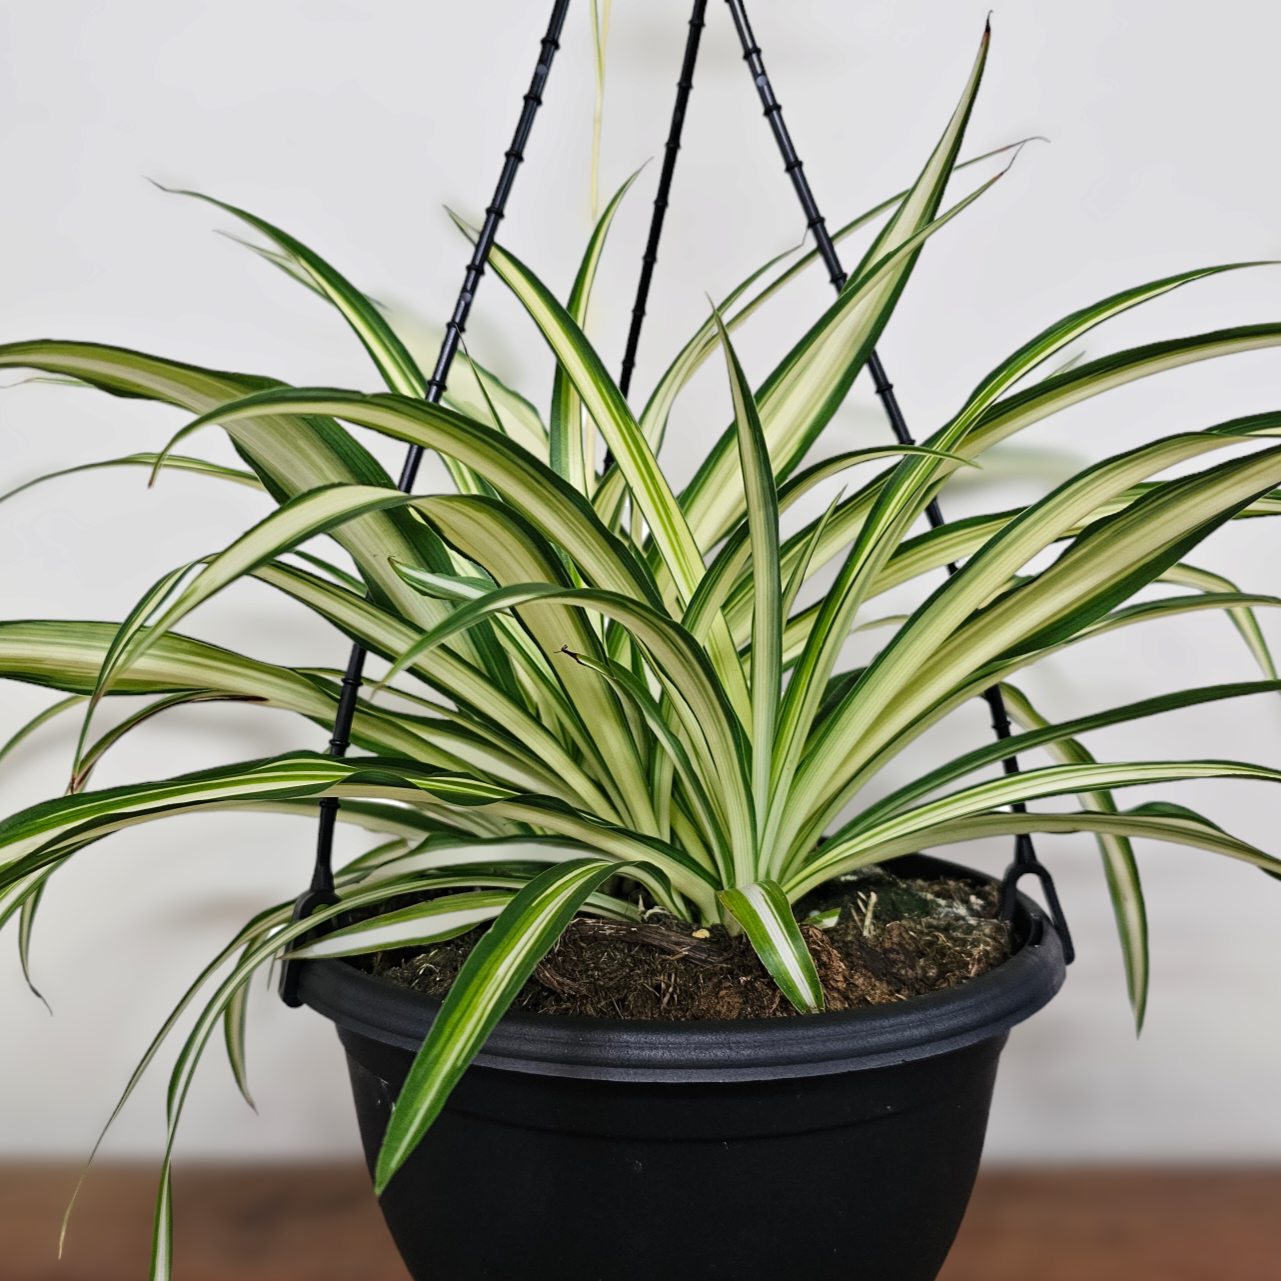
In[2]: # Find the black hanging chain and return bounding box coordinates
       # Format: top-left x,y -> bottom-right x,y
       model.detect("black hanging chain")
618,0 -> 708,400
722,0 -> 1072,961
987,693 -> 1075,959
279,0 -> 574,1007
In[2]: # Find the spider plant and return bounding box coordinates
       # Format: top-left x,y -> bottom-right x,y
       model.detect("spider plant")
4,26 -> 1281,1275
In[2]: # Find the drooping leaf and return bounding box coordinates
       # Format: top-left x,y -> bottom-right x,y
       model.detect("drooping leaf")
286,890 -> 513,959
0,453 -> 264,506
162,184 -> 430,398
794,758 -> 1281,895
373,859 -> 620,1192
999,683 -> 1148,1031
0,340 -> 456,626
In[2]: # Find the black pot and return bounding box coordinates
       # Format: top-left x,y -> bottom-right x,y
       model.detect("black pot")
299,854 -> 1064,1281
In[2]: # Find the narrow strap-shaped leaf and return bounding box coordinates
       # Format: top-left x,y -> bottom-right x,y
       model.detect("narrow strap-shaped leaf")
386,568 -> 494,600
55,894 -> 292,1268
217,230 -> 323,296
332,835 -> 412,875
288,879 -> 642,960
689,168 -> 1002,557
0,753 -> 349,883
72,691 -> 261,793
550,173 -> 638,492
999,683 -> 1148,1031
222,925 -> 276,1110
787,808 -> 1281,901
0,750 -> 714,913
0,694 -> 84,768
450,347 -> 508,498
474,243 -> 755,720
682,29 -> 994,550
74,559 -> 203,777
178,185 -> 497,504
787,426 -> 1281,854
380,576 -> 755,873
558,646 -> 730,879
847,24 -> 990,286
931,265 -> 1269,462
442,351 -> 548,460
964,326 -> 1281,462
377,563 -> 591,769
139,869 -> 481,1278
374,858 -> 620,1191
961,452 -> 1281,664
16,869 -> 52,1009
793,590 -> 1281,874
287,549 -> 366,593
719,880 -> 824,1013
731,177 -> 1008,861
88,484 -> 469,713
689,444 -> 963,647
182,386 -> 663,605
0,453 -> 264,506
781,491 -> 846,625
463,798 -> 703,911
633,139 -> 1030,458
354,836 -> 625,884
161,185 -> 430,398
713,311 -> 780,851
837,678 -> 1281,837
287,890 -> 513,959
744,332 -> 1281,644
789,353 -> 1281,830
254,797 -> 466,843
250,562 -> 627,814
0,618 -> 501,779
0,867 -> 48,940
0,340 -> 461,630
799,758 -> 1281,892
1160,562 -> 1278,679
412,492 -> 655,830
479,235 -> 709,605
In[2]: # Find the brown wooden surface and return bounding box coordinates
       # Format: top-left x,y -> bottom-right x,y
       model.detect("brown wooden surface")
0,1165 -> 410,1281
940,1167 -> 1281,1281
2,1164 -> 1279,1279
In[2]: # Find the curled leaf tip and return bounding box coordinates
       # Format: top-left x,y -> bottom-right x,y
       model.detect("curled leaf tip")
24,978 -> 52,1016
557,644 -> 584,665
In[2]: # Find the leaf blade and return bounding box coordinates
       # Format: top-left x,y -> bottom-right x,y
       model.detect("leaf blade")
719,880 -> 824,1013
373,858 -> 619,1191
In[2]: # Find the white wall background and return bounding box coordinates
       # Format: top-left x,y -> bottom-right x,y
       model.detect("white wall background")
2,0 -> 1281,1162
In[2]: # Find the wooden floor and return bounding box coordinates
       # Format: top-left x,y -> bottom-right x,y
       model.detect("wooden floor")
2,1164 -> 1279,1280
941,1169 -> 1281,1281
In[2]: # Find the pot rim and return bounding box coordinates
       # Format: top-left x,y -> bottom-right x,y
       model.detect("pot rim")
298,854 -> 1065,1083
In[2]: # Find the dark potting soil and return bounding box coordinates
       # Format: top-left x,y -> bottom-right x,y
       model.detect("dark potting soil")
357,865 -> 1011,1020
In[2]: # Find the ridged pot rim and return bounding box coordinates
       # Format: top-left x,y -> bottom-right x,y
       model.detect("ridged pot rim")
298,854 -> 1066,1083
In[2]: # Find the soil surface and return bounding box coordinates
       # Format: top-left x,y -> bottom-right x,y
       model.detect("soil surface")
358,865 -> 1011,1020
